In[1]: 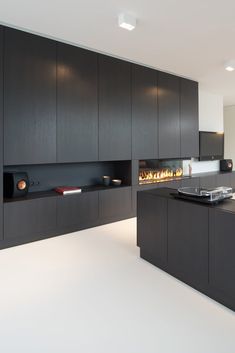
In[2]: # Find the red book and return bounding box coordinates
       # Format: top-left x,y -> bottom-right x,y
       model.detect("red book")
54,186 -> 82,195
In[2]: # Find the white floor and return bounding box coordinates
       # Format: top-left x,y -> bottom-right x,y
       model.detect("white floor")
0,218 -> 234,353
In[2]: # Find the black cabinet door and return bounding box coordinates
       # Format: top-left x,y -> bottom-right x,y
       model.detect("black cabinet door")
132,64 -> 158,159
57,192 -> 99,231
158,72 -> 180,158
99,187 -> 132,220
209,209 -> 235,303
98,55 -> 131,160
0,26 -> 3,241
4,28 -> 56,165
57,43 -> 98,162
4,198 -> 57,241
168,199 -> 209,289
137,192 -> 167,266
180,79 -> 199,158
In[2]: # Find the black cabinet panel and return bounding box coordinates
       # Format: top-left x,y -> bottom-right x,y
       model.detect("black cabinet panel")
137,193 -> 167,265
57,43 -> 98,162
0,26 -> 3,241
4,198 -> 57,240
158,72 -> 180,158
4,28 -> 56,165
99,187 -> 132,219
209,209 -> 235,300
57,192 -> 99,230
168,199 -> 209,288
132,64 -> 158,159
98,56 -> 131,160
180,79 -> 199,158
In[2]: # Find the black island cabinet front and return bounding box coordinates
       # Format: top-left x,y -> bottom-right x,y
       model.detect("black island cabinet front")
137,187 -> 235,312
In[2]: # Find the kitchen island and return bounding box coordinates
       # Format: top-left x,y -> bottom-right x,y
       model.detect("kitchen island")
137,188 -> 235,311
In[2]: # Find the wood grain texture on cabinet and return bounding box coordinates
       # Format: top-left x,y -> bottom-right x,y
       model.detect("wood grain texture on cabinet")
4,198 -> 57,240
180,79 -> 199,158
99,187 -> 132,219
98,55 -> 131,161
209,209 -> 235,301
4,28 -> 56,165
132,64 -> 158,159
0,26 -> 3,240
158,72 -> 180,158
57,192 -> 99,230
57,43 -> 98,162
137,192 -> 167,264
168,199 -> 209,289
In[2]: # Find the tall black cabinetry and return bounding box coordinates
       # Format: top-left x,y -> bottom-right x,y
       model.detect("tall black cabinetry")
4,28 -> 57,165
180,79 -> 199,158
0,26 -> 3,241
132,64 -> 158,159
158,72 -> 180,158
57,43 -> 98,162
98,55 -> 131,161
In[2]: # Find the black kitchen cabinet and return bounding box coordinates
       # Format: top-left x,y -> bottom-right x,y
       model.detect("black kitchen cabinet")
57,192 -> 99,231
4,28 -> 56,165
180,79 -> 199,158
209,209 -> 235,304
99,187 -> 132,220
132,64 -> 158,159
137,192 -> 167,265
0,26 -> 3,241
168,199 -> 209,289
4,197 -> 57,241
158,72 -> 180,158
98,55 -> 131,160
57,43 -> 98,162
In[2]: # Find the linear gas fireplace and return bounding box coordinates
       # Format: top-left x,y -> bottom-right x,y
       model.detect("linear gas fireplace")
139,159 -> 184,185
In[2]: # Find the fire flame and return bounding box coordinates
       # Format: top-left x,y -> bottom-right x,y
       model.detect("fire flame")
139,167 -> 183,184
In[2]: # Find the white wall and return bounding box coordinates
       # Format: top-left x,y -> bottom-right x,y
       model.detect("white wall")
183,88 -> 223,176
224,106 -> 235,170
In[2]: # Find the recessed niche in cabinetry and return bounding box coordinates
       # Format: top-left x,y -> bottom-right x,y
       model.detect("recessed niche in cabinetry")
3,160 -> 131,193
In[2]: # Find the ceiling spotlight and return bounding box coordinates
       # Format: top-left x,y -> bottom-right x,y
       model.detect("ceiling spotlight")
225,60 -> 235,72
118,13 -> 136,31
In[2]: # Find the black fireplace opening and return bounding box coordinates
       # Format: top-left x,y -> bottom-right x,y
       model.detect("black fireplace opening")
139,159 -> 184,185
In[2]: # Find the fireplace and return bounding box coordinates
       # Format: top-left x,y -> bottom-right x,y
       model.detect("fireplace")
139,159 -> 184,185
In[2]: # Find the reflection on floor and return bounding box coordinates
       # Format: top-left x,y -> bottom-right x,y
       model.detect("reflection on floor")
0,218 -> 234,353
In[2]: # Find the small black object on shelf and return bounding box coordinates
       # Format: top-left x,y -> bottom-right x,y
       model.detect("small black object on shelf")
4,172 -> 29,198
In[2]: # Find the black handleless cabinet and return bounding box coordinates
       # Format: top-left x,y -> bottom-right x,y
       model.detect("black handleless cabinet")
4,28 -> 57,165
168,199 -> 209,289
4,198 -> 57,241
99,187 -> 132,220
57,43 -> 98,163
57,192 -> 99,232
180,79 -> 199,158
0,26 -> 3,241
98,55 -> 131,161
158,72 -> 180,159
132,64 -> 158,159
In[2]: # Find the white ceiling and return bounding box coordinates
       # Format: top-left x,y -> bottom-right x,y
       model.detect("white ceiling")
1,0 -> 235,106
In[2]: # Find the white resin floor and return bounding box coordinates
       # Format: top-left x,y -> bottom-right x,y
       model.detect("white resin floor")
0,218 -> 234,353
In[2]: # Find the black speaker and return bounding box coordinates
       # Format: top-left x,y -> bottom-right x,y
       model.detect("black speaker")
4,172 -> 29,198
220,159 -> 233,172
